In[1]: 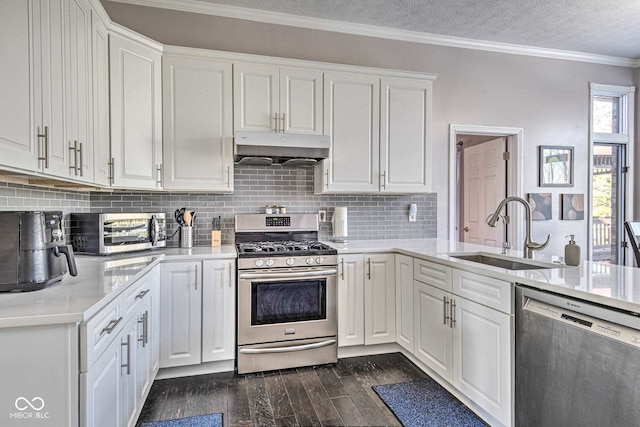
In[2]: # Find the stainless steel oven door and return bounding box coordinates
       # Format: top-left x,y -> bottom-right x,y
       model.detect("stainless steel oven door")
237,266 -> 337,346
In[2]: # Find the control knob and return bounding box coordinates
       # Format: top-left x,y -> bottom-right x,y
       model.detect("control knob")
255,259 -> 264,267
266,259 -> 274,267
316,257 -> 324,264
286,258 -> 295,266
306,257 -> 314,265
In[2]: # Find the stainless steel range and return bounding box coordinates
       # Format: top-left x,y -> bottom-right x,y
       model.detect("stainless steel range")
235,213 -> 338,374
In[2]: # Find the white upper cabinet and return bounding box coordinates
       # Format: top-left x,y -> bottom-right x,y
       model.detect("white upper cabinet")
64,0 -> 93,182
380,77 -> 432,193
163,55 -> 233,192
317,71 -> 380,193
234,63 -> 323,134
109,28 -> 163,190
91,10 -> 111,186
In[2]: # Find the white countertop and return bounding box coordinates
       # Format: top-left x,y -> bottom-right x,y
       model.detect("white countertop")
325,238 -> 640,314
0,245 -> 237,329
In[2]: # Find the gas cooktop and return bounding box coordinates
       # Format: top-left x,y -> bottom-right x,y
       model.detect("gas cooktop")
236,240 -> 336,258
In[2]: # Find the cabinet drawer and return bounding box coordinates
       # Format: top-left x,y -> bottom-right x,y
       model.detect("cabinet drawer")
123,273 -> 152,317
452,270 -> 513,314
414,259 -> 452,292
81,296 -> 124,372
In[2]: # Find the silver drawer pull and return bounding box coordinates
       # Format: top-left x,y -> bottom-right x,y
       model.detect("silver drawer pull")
239,339 -> 336,354
135,289 -> 150,300
102,316 -> 123,334
121,334 -> 131,375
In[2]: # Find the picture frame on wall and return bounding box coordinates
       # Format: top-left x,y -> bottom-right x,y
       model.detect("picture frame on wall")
562,194 -> 585,220
527,193 -> 552,220
539,146 -> 574,187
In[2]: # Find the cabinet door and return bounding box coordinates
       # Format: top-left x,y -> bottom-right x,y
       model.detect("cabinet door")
0,1 -> 39,171
337,254 -> 365,347
121,316 -> 138,427
364,253 -> 395,345
149,266 -> 161,375
64,0 -> 93,181
81,334 -> 123,427
321,72 -> 380,193
414,281 -> 453,383
133,301 -> 151,426
233,63 -> 279,132
202,259 -> 236,362
280,67 -> 323,135
159,262 -> 202,368
452,296 -> 512,426
163,56 -> 233,191
380,77 -> 432,193
91,11 -> 110,186
109,32 -> 162,189
395,254 -> 414,352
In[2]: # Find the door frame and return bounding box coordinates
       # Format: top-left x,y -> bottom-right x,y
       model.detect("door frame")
449,124 -> 524,251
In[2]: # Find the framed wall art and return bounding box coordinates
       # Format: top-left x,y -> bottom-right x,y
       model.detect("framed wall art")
562,194 -> 585,220
539,146 -> 574,187
527,193 -> 552,220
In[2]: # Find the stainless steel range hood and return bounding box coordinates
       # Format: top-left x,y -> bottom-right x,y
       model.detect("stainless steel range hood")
234,131 -> 330,167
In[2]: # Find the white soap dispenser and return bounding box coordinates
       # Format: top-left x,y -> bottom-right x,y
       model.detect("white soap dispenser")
564,235 -> 581,266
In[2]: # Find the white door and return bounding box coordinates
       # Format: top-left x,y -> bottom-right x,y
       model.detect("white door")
202,259 -> 236,362
91,11 -> 110,186
0,1 -> 39,171
233,63 -> 279,132
159,262 -> 202,368
163,56 -> 233,191
280,67 -> 323,135
414,281 -> 453,382
364,253 -> 395,345
64,0 -> 93,181
109,32 -> 162,189
452,296 -> 512,426
322,72 -> 380,193
380,77 -> 432,193
337,254 -> 365,347
395,254 -> 414,352
462,137 -> 506,246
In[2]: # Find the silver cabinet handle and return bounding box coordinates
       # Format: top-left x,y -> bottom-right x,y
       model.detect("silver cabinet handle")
38,126 -> 49,168
450,299 -> 456,329
367,258 -> 371,280
79,142 -> 84,176
443,296 -> 450,325
280,112 -> 286,133
228,263 -> 233,288
102,316 -> 123,334
69,141 -> 78,175
239,268 -> 337,281
239,339 -> 336,354
156,164 -> 162,187
324,169 -> 329,189
193,265 -> 199,291
108,157 -> 115,185
340,258 -> 345,280
135,289 -> 150,300
381,170 -> 386,190
273,113 -> 279,132
121,334 -> 131,375
138,311 -> 148,347
227,165 -> 231,188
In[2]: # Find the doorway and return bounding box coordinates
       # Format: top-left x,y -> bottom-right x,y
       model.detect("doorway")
449,125 -> 524,250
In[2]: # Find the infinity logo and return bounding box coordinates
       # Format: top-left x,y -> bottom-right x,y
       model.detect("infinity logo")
15,397 -> 45,411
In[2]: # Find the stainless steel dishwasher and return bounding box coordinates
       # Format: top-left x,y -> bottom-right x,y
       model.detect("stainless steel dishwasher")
515,285 -> 640,427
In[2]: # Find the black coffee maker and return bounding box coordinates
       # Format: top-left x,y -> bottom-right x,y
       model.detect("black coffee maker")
0,211 -> 78,292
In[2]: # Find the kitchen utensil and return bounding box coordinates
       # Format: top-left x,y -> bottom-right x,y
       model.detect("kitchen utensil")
212,216 -> 221,230
174,208 -> 186,226
183,211 -> 192,227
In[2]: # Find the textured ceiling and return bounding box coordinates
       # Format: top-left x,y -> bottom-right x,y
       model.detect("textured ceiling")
186,0 -> 640,59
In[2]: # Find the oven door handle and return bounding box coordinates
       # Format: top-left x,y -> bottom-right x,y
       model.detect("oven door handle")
238,269 -> 337,280
238,339 -> 337,354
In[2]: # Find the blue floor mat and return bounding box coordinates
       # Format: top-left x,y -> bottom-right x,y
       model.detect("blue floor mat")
373,378 -> 486,427
140,413 -> 223,427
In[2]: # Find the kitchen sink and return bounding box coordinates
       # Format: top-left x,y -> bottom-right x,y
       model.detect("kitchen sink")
447,252 -> 561,270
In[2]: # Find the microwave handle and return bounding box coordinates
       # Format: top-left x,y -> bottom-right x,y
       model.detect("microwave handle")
150,215 -> 158,246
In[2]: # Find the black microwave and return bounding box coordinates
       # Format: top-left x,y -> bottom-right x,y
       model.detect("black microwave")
70,213 -> 167,255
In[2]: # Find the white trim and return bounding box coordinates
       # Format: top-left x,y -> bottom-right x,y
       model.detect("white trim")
163,45 -> 438,81
107,0 -> 638,68
449,125 -> 524,253
108,23 -> 164,52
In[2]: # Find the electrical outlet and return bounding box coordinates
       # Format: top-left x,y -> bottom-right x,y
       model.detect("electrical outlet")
318,210 -> 327,222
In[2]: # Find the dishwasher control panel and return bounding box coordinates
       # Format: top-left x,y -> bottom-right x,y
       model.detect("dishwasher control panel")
524,298 -> 640,348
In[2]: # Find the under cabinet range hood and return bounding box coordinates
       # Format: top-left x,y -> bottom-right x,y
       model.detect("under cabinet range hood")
234,131 -> 330,167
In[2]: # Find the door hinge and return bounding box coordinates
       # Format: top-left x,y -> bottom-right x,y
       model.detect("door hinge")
622,166 -> 630,173
503,152 -> 510,161
622,241 -> 629,248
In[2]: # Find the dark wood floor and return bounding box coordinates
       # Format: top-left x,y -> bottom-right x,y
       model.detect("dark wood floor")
137,352 -> 430,426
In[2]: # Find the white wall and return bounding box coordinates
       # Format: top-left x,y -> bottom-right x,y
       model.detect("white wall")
101,1 -> 636,259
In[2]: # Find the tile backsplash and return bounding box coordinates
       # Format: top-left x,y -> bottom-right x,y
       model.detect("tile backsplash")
92,165 -> 437,245
0,165 -> 437,246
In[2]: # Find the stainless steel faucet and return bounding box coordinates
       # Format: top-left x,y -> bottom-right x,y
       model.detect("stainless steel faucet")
486,196 -> 550,258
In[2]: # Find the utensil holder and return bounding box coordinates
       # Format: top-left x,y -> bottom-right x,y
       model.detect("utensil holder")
180,226 -> 193,249
211,230 -> 221,247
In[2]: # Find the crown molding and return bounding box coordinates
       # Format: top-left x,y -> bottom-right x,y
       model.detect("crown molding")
105,0 -> 638,68
109,22 -> 164,52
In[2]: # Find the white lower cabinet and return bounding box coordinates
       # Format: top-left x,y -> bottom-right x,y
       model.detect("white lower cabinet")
159,259 -> 237,368
412,259 -> 513,426
395,254 -> 414,352
337,253 -> 395,346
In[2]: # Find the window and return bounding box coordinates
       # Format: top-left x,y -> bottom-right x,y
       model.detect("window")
589,84 -> 635,265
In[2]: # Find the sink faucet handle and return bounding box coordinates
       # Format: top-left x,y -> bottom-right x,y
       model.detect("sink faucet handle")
529,234 -> 551,250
